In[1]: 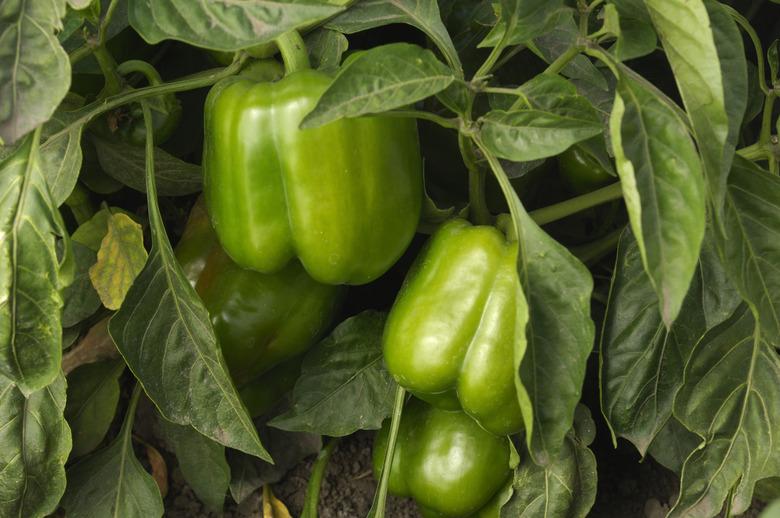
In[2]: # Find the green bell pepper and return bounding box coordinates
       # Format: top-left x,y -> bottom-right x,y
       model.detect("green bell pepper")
175,198 -> 344,394
202,68 -> 423,285
383,218 -> 525,436
372,398 -> 512,517
558,146 -> 614,194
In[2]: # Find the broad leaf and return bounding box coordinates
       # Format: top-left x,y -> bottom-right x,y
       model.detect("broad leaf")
39,102 -> 86,207
0,374 -> 71,518
501,406 -> 597,518
228,426 -> 321,504
669,307 -> 780,517
507,203 -> 595,465
603,6 -> 657,62
600,230 -> 739,456
529,10 -> 609,90
480,109 -> 601,162
61,241 -> 101,327
92,135 -> 202,196
64,360 -> 124,458
108,110 -> 268,460
609,64 -> 705,326
270,311 -> 397,436
325,0 -> 462,74
156,416 -> 230,512
719,157 -> 780,348
89,213 -> 148,310
479,0 -> 567,48
128,0 -> 344,51
301,43 -> 454,128
61,387 -> 164,518
0,1 -> 70,145
0,134 -> 70,393
645,0 -> 745,216
305,28 -> 348,71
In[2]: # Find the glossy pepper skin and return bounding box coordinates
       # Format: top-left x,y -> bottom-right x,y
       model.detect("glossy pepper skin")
558,146 -> 614,194
372,398 -> 511,517
175,199 -> 344,389
202,68 -> 423,285
383,218 -> 526,436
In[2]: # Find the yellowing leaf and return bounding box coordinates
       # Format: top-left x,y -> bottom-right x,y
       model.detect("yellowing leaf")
89,213 -> 148,310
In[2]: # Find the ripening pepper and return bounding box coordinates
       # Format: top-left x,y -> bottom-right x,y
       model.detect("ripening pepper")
383,218 -> 526,436
175,199 -> 344,398
202,68 -> 423,285
372,398 -> 512,517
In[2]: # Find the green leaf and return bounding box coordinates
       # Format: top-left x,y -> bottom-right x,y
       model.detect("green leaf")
325,0 -> 462,74
39,103 -> 86,207
301,43 -> 454,128
644,0 -> 744,216
269,311 -> 397,436
480,77 -> 602,162
64,360 -> 124,458
0,374 -> 71,518
89,213 -> 148,311
61,386 -> 164,518
61,241 -> 101,327
128,0 -> 344,51
517,211 -> 594,465
719,157 -> 780,348
479,0 -> 567,48
669,307 -> 780,516
156,416 -> 230,512
529,11 -> 608,90
228,426 -> 321,504
108,116 -> 269,459
600,230 -> 739,456
501,406 -> 597,517
0,133 -> 70,393
605,8 -> 658,62
91,135 -> 202,196
646,416 -> 700,474
305,28 -> 348,71
609,64 -> 705,326
761,500 -> 780,518
0,1 -> 70,145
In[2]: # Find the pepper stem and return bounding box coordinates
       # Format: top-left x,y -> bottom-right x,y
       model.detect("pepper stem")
276,30 -> 310,75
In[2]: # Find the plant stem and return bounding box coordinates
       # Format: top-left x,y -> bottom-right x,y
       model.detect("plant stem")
366,385 -> 406,518
545,45 -> 581,76
44,58 -> 247,146
483,86 -> 524,96
529,182 -> 623,226
69,44 -> 93,65
116,60 -> 163,86
760,92 -> 777,149
384,110 -> 459,129
301,439 -> 341,518
121,382 -> 144,436
277,30 -> 310,75
572,226 -> 624,265
724,5 -> 770,94
94,45 -> 123,96
459,133 -> 491,225
98,0 -> 121,44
